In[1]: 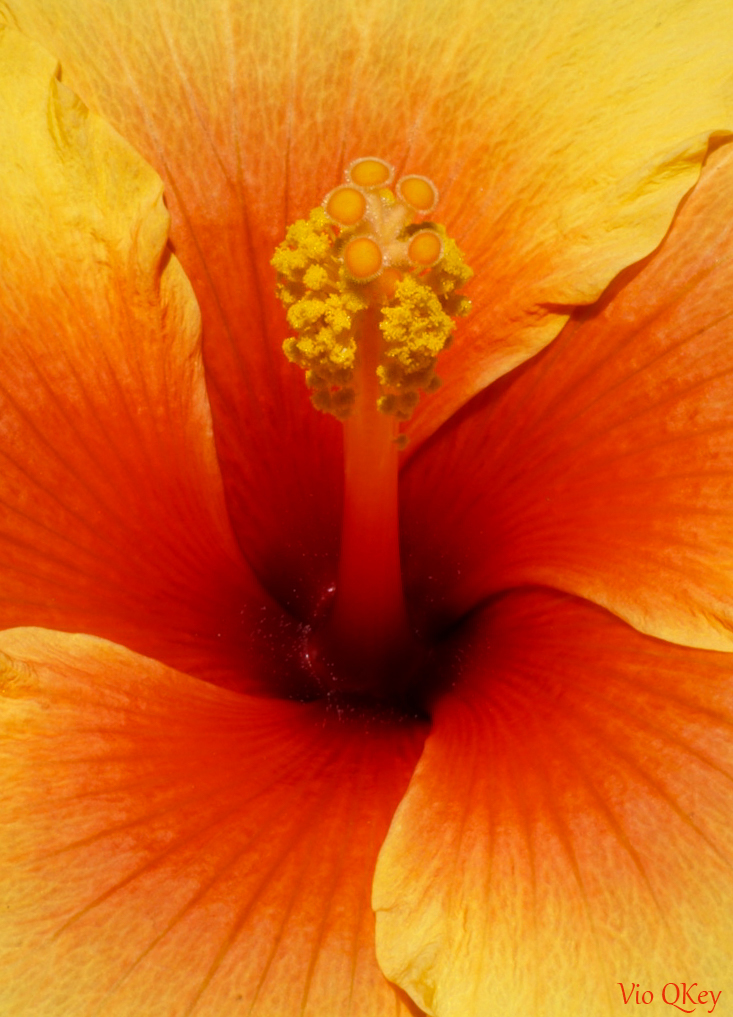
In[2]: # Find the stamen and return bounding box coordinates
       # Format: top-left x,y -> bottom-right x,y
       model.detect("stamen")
272,159 -> 472,423
271,160 -> 473,699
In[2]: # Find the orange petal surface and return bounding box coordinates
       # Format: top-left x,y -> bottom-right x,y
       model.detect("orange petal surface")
0,27 -> 300,692
375,588 -> 733,1016
0,628 -> 427,1016
402,142 -> 733,651
7,0 -> 733,587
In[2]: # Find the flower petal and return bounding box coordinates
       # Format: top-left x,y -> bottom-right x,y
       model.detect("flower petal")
8,2 -> 733,573
403,141 -> 733,651
374,588 -> 733,1017
0,628 -> 427,1016
0,27 -> 299,691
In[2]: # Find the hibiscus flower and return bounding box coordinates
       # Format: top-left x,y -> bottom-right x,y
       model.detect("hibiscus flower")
1,2 -> 733,1016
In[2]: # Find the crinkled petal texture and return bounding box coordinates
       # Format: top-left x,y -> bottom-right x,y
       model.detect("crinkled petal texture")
0,628 -> 426,1017
0,26 -> 302,692
374,588 -> 733,1017
402,142 -> 733,651
7,0 -> 733,609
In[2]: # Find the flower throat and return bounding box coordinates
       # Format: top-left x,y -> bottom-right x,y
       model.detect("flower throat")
272,157 -> 472,704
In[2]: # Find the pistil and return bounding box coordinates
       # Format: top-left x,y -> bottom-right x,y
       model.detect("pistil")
316,307 -> 413,696
271,157 -> 472,700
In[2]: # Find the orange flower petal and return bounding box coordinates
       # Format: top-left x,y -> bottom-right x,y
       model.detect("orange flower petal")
0,28 -> 300,691
374,588 -> 733,1016
0,628 -> 427,1016
8,0 -> 733,557
403,142 -> 733,651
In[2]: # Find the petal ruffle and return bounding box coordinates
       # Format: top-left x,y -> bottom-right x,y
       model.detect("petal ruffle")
374,588 -> 733,1017
403,141 -> 733,651
0,628 -> 426,1016
8,0 -> 733,601
0,27 -> 297,691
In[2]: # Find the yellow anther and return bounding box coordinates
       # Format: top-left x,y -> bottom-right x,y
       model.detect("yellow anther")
397,175 -> 438,213
344,236 -> 383,281
408,229 -> 443,267
325,185 -> 367,226
272,158 -> 471,421
348,157 -> 393,188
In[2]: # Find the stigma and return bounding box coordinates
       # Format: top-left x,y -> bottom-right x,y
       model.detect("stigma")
272,157 -> 472,422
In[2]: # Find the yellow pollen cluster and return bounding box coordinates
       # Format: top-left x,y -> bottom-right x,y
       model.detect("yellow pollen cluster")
271,157 -> 472,420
